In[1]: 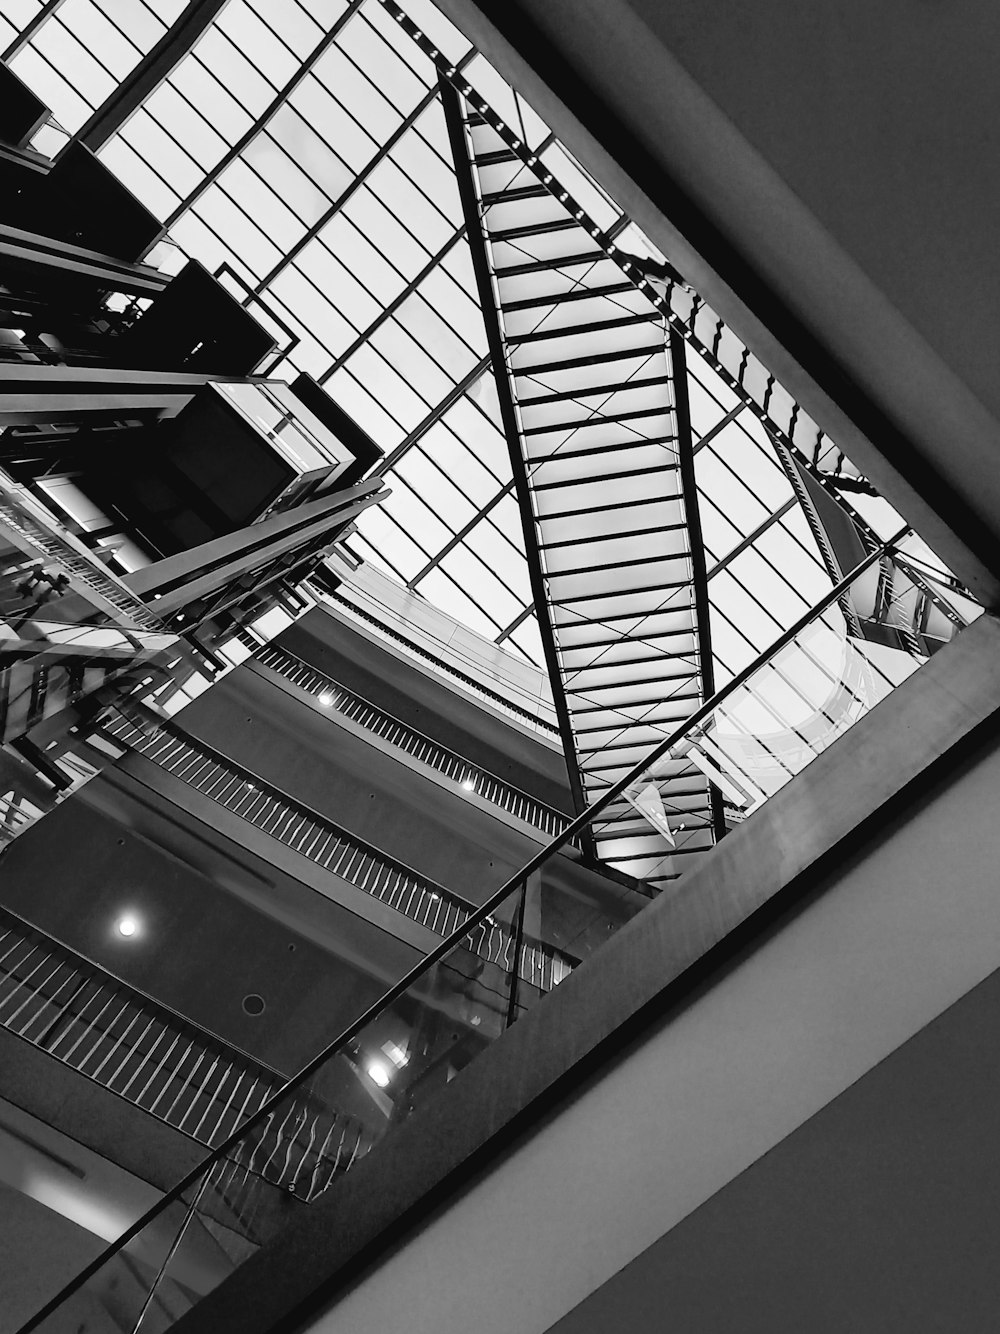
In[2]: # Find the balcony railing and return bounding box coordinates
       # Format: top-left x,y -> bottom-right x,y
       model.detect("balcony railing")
0,904 -> 367,1207
253,640 -> 571,839
0,747 -> 100,850
102,705 -> 576,995
22,529 -> 960,1334
0,492 -> 164,632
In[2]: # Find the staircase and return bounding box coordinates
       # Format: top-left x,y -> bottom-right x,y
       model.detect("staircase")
452,97 -> 717,887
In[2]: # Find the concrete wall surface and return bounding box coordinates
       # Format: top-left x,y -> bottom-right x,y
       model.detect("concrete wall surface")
276,607 -> 570,808
177,664 -> 635,951
0,796 -> 393,1074
545,958 -> 1000,1333
177,664 -> 540,898
297,643 -> 1000,1333
0,1181 -> 109,1334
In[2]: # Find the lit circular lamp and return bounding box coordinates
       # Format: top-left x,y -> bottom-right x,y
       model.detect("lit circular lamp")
366,1060 -> 391,1089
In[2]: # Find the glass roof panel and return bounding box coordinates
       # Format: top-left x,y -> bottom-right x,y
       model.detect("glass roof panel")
0,2 -> 43,52
6,0 -> 979,764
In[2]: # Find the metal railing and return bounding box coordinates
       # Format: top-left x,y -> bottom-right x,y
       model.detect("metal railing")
0,496 -> 164,631
103,705 -> 576,994
0,790 -> 41,848
324,587 -> 563,736
0,905 -> 367,1201
0,748 -> 99,849
254,640 -> 570,838
21,529 -> 952,1334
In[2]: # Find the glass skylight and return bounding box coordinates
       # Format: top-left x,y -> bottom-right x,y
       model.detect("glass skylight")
3,0 -> 980,865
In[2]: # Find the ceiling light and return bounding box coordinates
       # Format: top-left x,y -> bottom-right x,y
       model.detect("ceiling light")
461,776 -> 476,791
116,915 -> 138,938
318,691 -> 335,707
367,1060 -> 391,1088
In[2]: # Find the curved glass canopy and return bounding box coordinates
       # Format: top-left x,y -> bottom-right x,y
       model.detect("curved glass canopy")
2,0 -> 980,880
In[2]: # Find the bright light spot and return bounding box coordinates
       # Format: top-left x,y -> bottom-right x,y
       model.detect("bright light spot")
318,691 -> 336,707
116,915 -> 139,939
461,776 -> 476,792
382,1040 -> 409,1068
26,1170 -> 135,1244
367,1060 -> 391,1088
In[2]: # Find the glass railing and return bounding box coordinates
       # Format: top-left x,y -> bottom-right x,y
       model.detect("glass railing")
20,527 -> 957,1333
253,640 -> 571,838
585,548 -> 932,887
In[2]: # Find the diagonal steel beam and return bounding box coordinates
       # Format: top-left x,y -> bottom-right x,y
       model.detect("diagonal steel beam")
375,0 -> 896,569
496,600 -> 535,644
1,0 -> 66,62
670,328 -> 727,843
74,0 -> 229,152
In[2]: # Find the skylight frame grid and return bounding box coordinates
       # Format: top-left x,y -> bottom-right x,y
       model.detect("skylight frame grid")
66,3 -> 555,665
243,0 -> 327,59
253,82 -> 470,303
337,392 -> 535,609
107,102 -> 490,457
10,0 -> 965,723
371,388 -> 540,652
346,494 -> 533,652
144,0 -> 369,228
7,0 -> 182,133
391,457 -> 531,606
0,0 -> 50,59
